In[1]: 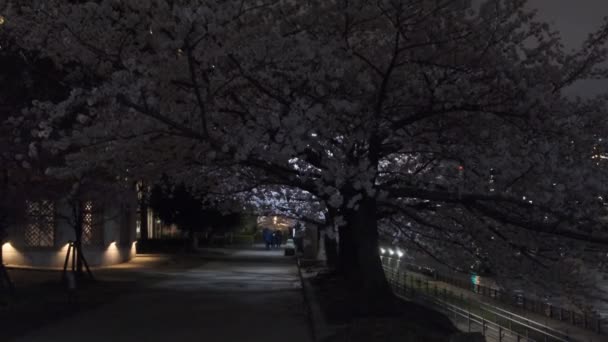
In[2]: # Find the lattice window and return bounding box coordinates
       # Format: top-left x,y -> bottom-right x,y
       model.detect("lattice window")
82,201 -> 102,245
25,200 -> 55,247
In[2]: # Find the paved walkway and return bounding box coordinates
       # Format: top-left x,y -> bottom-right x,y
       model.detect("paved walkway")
15,247 -> 313,342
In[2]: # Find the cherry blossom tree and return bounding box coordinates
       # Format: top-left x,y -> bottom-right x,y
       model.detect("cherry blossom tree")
6,0 -> 608,312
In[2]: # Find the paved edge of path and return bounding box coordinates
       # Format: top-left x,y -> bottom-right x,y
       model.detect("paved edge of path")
297,260 -> 344,342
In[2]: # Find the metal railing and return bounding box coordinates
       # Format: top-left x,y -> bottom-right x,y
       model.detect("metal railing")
383,265 -> 576,342
383,256 -> 604,335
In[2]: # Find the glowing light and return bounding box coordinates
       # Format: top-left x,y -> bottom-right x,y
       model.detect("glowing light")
0,16 -> 5,26
471,274 -> 480,285
457,165 -> 464,171
380,247 -> 386,254
388,249 -> 394,255
273,216 -> 277,224
396,250 -> 404,258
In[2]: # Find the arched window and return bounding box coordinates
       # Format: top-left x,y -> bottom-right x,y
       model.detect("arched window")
24,200 -> 55,247
82,201 -> 103,245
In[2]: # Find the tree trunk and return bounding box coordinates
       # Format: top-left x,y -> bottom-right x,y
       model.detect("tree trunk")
342,196 -> 395,315
75,201 -> 84,276
190,226 -> 198,250
324,232 -> 338,268
139,199 -> 149,240
337,223 -> 357,277
323,207 -> 339,268
0,234 -> 4,266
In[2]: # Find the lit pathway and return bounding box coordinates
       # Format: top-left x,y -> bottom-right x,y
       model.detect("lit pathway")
15,247 -> 313,342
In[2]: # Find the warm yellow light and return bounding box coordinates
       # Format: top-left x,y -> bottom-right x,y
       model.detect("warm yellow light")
273,216 -> 277,224
0,16 -> 5,26
2,241 -> 11,248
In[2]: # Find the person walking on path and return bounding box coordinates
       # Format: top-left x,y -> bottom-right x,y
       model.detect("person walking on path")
275,229 -> 283,248
262,227 -> 272,250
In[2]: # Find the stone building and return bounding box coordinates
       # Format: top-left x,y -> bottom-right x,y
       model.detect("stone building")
2,190 -> 137,268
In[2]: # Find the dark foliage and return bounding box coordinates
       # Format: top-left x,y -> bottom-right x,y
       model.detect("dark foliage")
148,175 -> 243,235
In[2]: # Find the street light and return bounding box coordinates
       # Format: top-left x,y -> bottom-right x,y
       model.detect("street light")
397,249 -> 404,258
380,247 -> 386,255
388,249 -> 394,256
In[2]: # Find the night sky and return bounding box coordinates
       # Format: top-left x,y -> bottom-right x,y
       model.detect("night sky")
528,0 -> 607,47
528,0 -> 608,97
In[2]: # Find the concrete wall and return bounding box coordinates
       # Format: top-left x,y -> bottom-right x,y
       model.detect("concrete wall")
2,196 -> 137,268
1,242 -> 136,268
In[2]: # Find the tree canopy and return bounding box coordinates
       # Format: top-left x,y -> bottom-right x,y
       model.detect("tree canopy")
3,0 -> 608,308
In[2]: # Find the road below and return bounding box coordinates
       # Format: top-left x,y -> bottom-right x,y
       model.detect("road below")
14,247 -> 313,342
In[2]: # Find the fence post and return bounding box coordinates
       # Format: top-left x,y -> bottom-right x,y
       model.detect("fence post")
425,279 -> 429,294
584,312 -> 588,329
482,318 -> 486,336
467,310 -> 471,332
498,326 -> 502,342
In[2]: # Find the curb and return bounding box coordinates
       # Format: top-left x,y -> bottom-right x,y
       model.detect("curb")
296,258 -> 338,342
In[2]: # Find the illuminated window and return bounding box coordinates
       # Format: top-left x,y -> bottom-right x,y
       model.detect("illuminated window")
24,200 -> 55,247
82,201 -> 102,245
